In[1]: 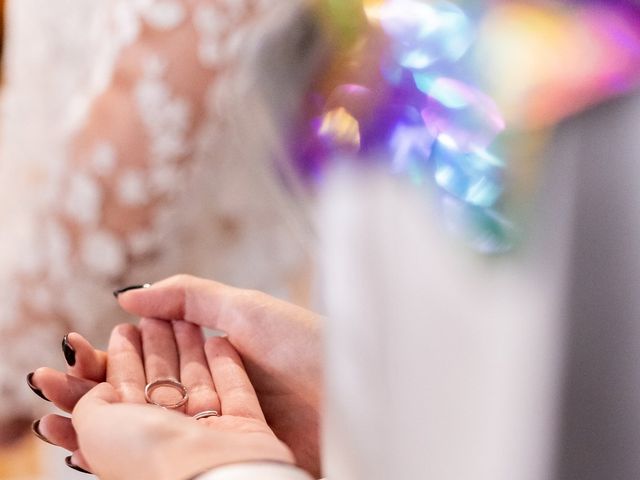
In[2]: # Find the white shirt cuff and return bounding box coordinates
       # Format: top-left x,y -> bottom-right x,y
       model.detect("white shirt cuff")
192,462 -> 314,480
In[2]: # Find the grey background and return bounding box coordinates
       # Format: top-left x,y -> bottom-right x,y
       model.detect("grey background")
552,91 -> 640,479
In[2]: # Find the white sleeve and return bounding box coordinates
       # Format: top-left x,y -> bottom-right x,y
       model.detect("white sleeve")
193,462 -> 314,480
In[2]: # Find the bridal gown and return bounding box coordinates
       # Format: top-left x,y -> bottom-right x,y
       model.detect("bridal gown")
0,0 -> 311,429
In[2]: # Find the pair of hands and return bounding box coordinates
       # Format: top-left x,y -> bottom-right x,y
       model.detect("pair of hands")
30,275 -> 323,479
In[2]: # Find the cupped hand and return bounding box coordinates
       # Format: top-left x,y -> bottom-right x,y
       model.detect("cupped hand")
32,275 -> 323,476
115,275 -> 323,477
73,380 -> 293,480
34,319 -> 293,479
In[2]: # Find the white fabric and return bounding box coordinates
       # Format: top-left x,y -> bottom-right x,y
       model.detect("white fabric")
193,462 -> 313,480
0,0 -> 311,424
317,93 -> 640,479
318,166 -> 574,479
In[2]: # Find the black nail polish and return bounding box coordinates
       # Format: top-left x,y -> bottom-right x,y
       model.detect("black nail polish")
65,456 -> 91,474
31,419 -> 54,445
62,334 -> 76,367
112,283 -> 151,298
26,372 -> 50,402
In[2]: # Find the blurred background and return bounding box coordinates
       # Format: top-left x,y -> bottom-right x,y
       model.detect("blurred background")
0,0 -> 639,478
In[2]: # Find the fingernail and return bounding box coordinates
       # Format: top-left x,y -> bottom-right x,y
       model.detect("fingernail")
26,372 -> 50,402
31,420 -> 54,445
62,334 -> 76,367
112,283 -> 152,298
65,456 -> 91,474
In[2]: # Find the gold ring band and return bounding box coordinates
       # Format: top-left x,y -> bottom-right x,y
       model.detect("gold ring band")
144,378 -> 189,409
193,410 -> 220,420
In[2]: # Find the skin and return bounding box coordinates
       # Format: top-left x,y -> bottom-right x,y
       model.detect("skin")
43,320 -> 295,479
32,274 -> 323,477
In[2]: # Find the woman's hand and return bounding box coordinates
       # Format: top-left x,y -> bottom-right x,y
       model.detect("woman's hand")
31,275 -> 323,476
34,319 -> 293,478
73,381 -> 292,480
115,275 -> 323,477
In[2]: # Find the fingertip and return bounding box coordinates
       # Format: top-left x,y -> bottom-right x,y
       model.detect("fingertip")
37,414 -> 58,437
65,331 -> 82,343
31,418 -> 54,446
66,332 -> 93,354
108,323 -> 142,352
29,367 -> 54,391
115,282 -> 157,310
66,332 -> 107,382
66,451 -> 92,474
37,414 -> 78,451
111,322 -> 140,337
36,369 -> 98,413
30,366 -> 60,390
113,283 -> 152,299
32,365 -> 50,377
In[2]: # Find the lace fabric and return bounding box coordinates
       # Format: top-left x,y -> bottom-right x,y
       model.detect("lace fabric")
0,0 -> 309,424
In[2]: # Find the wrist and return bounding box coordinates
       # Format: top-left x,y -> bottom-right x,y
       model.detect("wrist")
160,427 -> 295,480
189,461 -> 314,480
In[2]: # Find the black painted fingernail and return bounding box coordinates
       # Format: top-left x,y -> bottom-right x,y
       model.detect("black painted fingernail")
112,283 -> 152,298
31,419 -> 54,445
65,456 -> 91,474
62,334 -> 76,367
26,372 -> 49,402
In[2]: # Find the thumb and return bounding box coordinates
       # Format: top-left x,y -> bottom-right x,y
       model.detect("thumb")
72,382 -> 120,432
114,275 -> 244,331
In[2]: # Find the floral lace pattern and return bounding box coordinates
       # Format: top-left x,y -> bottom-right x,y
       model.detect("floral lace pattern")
0,0 -> 309,424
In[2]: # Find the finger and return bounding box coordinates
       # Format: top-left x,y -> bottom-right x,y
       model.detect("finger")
64,332 -> 107,382
172,321 -> 220,416
116,275 -> 240,331
67,451 -> 92,475
36,414 -> 78,451
140,318 -> 182,409
204,337 -> 265,421
31,368 -> 97,413
70,383 -> 120,475
106,324 -> 146,403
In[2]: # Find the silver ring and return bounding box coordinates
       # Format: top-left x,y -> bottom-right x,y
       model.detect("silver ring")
144,378 -> 189,409
193,410 -> 220,420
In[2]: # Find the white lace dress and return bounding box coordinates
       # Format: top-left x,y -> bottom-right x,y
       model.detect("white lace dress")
0,0 -> 313,425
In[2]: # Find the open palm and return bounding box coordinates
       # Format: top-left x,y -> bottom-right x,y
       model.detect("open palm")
32,276 -> 322,476
34,318 -> 293,478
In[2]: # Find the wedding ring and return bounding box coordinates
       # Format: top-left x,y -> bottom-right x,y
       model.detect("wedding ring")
193,410 -> 220,420
144,378 -> 189,409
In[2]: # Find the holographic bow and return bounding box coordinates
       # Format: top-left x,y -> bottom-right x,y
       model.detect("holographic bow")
291,0 -> 640,254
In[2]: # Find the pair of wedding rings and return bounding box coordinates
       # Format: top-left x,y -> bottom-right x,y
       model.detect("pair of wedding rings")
144,378 -> 219,419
